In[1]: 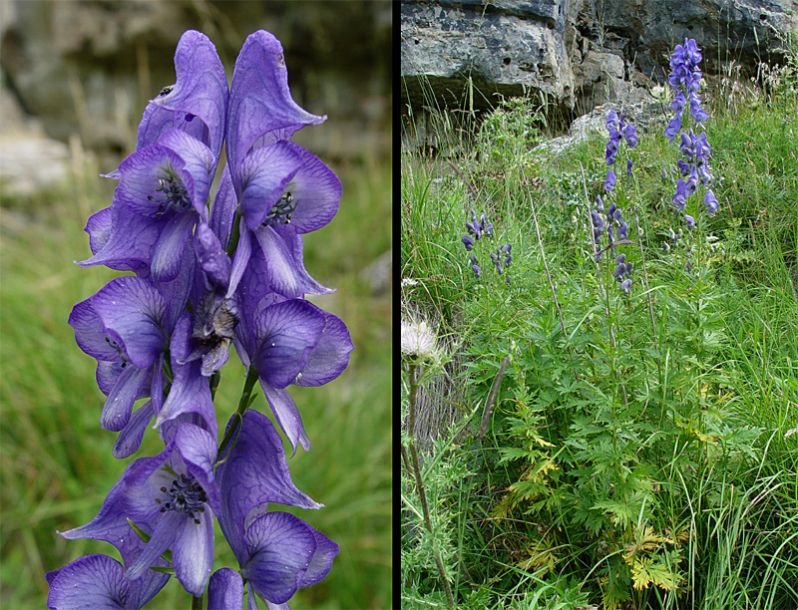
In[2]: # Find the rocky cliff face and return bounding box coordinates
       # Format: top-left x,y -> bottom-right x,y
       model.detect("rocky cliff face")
401,0 -> 797,117
1,0 -> 391,161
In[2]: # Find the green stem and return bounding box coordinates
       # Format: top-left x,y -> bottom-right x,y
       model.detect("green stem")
226,209 -> 242,257
216,366 -> 259,464
191,594 -> 203,610
404,363 -> 456,609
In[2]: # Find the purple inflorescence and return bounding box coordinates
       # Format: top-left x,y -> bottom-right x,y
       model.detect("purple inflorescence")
665,38 -> 719,231
49,29 -> 350,610
462,209 -> 509,282
591,108 -> 636,293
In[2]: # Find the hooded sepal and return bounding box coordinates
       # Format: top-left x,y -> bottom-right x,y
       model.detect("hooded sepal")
227,30 -> 324,184
137,30 -> 228,160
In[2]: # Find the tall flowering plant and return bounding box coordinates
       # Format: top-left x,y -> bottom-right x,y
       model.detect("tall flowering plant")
47,30 -> 353,610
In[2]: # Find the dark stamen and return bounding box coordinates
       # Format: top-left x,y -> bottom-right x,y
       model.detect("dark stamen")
262,192 -> 297,227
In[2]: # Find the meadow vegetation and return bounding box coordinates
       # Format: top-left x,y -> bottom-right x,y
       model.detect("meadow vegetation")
401,44 -> 797,610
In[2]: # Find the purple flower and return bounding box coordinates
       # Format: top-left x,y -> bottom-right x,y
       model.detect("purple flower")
154,314 -> 219,439
684,214 -> 696,229
462,235 -> 474,251
469,253 -> 481,278
501,243 -> 512,268
627,158 -> 633,177
672,179 -> 689,211
604,169 -> 616,193
61,424 -> 220,596
80,128 -> 217,282
665,111 -> 683,142
227,139 -> 342,299
46,554 -> 169,610
68,277 -> 167,432
621,278 -> 632,294
226,32 -> 324,175
219,32 -> 341,300
622,122 -> 638,148
217,411 -> 338,605
232,289 -> 353,452
490,250 -> 503,275
704,189 -> 719,216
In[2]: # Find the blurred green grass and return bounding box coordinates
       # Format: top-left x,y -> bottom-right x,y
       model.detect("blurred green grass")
0,149 -> 392,609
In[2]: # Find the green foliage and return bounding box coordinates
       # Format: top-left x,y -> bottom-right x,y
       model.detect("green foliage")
402,61 -> 798,610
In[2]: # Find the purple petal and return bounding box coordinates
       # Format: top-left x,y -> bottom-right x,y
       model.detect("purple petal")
116,145 -> 195,220
253,299 -> 325,389
113,400 -> 155,459
156,246 -> 196,331
238,142 -> 302,231
295,310 -> 353,387
151,211 -> 196,283
208,568 -> 244,610
156,128 -> 215,217
172,509 -> 214,596
227,30 -> 324,181
254,225 -> 332,297
217,410 -> 320,563
47,555 -> 131,610
89,277 -> 166,368
260,382 -> 310,454
96,361 -> 122,396
139,30 -> 228,160
227,218 -> 253,299
172,422 -> 218,491
194,222 -> 231,288
298,527 -> 339,588
46,555 -> 169,610
243,512 -> 317,605
274,142 -> 341,234
126,510 -> 182,581
149,354 -> 165,415
78,202 -> 159,274
60,454 -> 167,564
101,364 -> 151,432
210,166 -> 237,250
85,207 -> 112,254
69,300 -> 119,362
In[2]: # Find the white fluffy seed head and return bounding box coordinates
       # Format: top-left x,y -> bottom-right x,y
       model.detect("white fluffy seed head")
401,316 -> 438,361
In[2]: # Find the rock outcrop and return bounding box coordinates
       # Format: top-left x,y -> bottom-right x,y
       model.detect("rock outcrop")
401,0 -> 798,118
1,1 -> 391,161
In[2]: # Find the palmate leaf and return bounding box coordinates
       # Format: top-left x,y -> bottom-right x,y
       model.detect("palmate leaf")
630,555 -> 682,591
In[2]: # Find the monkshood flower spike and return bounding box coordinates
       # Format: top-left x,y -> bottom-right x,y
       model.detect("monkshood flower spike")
665,38 -> 720,230
50,28 -> 348,610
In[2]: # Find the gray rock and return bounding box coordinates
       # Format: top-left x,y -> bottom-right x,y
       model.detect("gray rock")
401,0 -> 798,120
402,0 -> 575,111
0,87 -> 70,197
0,133 -> 70,197
361,249 -> 393,296
1,1 -> 391,159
